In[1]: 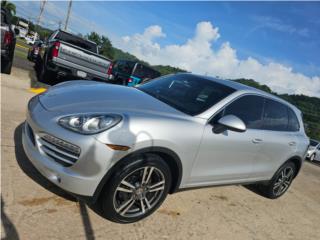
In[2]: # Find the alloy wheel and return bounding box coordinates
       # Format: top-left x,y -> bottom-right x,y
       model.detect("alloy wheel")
113,166 -> 166,218
272,166 -> 294,196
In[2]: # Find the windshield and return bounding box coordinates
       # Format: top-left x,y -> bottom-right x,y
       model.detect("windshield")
138,74 -> 235,115
310,140 -> 319,146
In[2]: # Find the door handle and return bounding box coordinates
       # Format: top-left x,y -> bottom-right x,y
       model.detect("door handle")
252,138 -> 263,144
289,141 -> 296,146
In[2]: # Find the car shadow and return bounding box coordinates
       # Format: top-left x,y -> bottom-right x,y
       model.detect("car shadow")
1,196 -> 20,240
14,123 -> 76,202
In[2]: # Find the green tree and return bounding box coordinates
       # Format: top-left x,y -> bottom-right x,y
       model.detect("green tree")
86,32 -> 114,59
1,0 -> 16,15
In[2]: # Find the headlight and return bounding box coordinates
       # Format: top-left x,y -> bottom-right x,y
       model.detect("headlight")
58,114 -> 122,134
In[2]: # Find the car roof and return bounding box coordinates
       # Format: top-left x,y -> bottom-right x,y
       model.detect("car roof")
175,73 -> 300,113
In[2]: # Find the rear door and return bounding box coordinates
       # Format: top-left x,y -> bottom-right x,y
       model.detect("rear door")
251,98 -> 298,179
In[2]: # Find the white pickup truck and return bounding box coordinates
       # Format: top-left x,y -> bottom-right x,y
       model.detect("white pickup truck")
38,29 -> 112,83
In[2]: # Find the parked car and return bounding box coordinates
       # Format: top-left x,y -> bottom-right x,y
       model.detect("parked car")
37,29 -> 112,83
22,73 -> 309,223
1,7 -> 19,74
306,139 -> 320,162
27,40 -> 43,62
108,60 -> 161,86
25,36 -> 36,45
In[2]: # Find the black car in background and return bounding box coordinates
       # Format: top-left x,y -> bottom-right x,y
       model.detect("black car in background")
108,60 -> 161,86
27,40 -> 43,62
1,7 -> 19,74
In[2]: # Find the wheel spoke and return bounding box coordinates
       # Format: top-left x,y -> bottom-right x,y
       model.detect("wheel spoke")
117,197 -> 134,213
140,199 -> 146,213
286,169 -> 294,179
149,180 -> 164,189
273,181 -> 281,189
145,167 -> 154,184
121,180 -> 135,190
149,186 -> 165,192
116,187 -> 133,193
121,199 -> 136,216
145,197 -> 151,209
141,167 -> 148,184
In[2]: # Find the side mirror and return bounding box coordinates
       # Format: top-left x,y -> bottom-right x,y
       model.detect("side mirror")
14,28 -> 20,35
213,115 -> 246,134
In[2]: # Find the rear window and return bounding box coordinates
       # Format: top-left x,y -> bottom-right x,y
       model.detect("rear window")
287,107 -> 300,131
55,31 -> 97,53
133,64 -> 160,79
114,61 -> 135,75
262,99 -> 288,131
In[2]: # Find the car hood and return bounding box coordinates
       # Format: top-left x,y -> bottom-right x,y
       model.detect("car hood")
39,80 -> 182,115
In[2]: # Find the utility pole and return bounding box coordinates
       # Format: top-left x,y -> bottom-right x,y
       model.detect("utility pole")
64,0 -> 72,31
36,0 -> 47,26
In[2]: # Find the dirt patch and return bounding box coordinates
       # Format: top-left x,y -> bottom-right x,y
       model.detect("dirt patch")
158,209 -> 181,217
18,196 -> 72,207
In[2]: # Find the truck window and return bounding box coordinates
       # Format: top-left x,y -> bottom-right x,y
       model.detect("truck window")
55,31 -> 97,53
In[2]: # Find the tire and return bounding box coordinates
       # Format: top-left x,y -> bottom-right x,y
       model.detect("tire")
310,154 -> 315,162
100,154 -> 171,223
39,64 -> 55,84
259,161 -> 296,199
1,60 -> 13,74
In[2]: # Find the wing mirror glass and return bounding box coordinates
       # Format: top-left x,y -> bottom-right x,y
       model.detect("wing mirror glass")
213,115 -> 246,134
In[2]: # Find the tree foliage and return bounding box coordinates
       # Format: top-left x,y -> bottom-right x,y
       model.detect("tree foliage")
1,0 -> 16,15
86,32 -> 114,59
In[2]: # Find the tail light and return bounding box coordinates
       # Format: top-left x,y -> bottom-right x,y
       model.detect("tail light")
51,41 -> 60,58
128,78 -> 133,83
107,63 -> 113,75
4,31 -> 13,45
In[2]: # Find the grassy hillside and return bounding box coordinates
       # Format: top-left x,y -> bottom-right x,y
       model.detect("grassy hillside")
235,79 -> 320,141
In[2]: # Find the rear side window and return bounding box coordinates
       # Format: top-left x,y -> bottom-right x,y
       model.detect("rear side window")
133,64 -> 160,79
223,95 -> 264,129
287,107 -> 300,131
262,99 -> 288,131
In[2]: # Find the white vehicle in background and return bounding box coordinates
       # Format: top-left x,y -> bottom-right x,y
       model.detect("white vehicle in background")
25,36 -> 35,45
307,139 -> 320,162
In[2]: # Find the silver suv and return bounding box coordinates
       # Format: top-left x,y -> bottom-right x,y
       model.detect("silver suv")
22,73 -> 309,223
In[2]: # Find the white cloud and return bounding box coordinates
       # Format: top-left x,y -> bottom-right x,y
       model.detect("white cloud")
117,21 -> 320,97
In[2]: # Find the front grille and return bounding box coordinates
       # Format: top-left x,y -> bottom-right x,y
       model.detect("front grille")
39,134 -> 80,167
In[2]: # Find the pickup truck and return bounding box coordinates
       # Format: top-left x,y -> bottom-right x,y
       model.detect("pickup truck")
38,29 -> 112,83
1,7 -> 19,74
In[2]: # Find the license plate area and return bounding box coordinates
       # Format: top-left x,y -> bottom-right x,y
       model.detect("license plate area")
77,70 -> 87,78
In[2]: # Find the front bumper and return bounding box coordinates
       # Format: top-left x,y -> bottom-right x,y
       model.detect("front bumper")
22,102 -> 120,197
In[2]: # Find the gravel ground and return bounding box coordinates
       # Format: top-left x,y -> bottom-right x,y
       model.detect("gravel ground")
1,67 -> 320,240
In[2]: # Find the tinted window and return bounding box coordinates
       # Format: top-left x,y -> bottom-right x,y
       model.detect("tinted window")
138,74 -> 235,115
222,95 -> 264,129
287,107 -> 300,131
310,140 -> 319,147
262,99 -> 288,131
114,61 -> 135,74
133,64 -> 160,79
55,31 -> 97,53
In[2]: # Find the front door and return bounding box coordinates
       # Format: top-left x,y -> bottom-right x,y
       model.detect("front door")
189,95 -> 265,186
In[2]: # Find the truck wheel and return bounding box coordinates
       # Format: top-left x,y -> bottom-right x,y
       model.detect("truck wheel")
100,154 -> 171,223
259,161 -> 296,199
1,60 -> 13,74
40,64 -> 55,84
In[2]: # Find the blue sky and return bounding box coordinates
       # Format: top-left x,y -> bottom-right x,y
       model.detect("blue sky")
13,1 -> 320,96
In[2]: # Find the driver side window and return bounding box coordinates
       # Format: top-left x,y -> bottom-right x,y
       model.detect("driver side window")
212,95 -> 265,130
